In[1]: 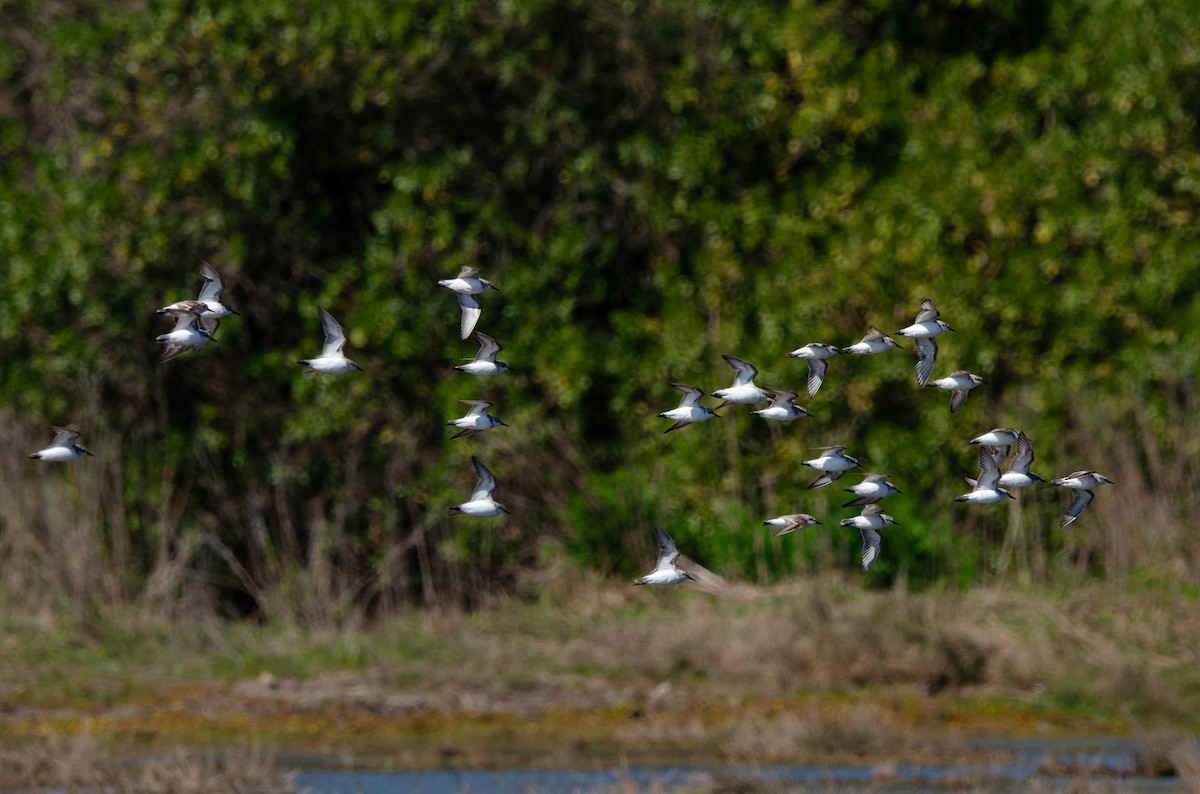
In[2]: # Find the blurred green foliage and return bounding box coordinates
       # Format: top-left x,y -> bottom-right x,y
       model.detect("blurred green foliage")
0,0 -> 1197,619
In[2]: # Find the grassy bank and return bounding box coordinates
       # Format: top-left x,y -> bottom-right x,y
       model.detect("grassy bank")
2,575 -> 1197,770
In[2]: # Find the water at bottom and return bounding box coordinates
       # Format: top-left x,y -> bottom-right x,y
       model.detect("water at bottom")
291,737 -> 1194,793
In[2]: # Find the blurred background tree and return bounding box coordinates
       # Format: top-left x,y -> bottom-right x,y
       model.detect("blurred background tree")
0,0 -> 1196,622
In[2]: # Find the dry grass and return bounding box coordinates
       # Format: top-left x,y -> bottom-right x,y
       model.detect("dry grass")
1027,739 -> 1200,793
0,734 -> 301,792
716,702 -> 922,763
1166,741 -> 1200,790
583,776 -> 797,794
528,577 -> 1199,719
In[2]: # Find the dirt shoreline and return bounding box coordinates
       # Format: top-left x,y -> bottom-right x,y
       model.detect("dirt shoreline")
0,668 -> 1171,771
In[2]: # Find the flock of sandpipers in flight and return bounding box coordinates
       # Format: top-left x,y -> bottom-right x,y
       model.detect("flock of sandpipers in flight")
26,265 -> 1113,586
643,299 -> 1114,583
